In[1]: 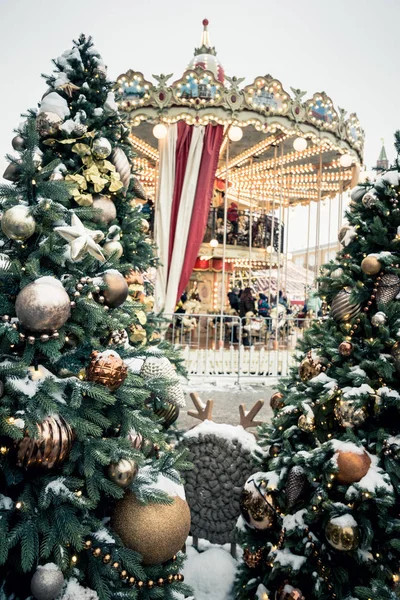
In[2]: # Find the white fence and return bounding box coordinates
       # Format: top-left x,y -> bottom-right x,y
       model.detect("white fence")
164,313 -> 316,383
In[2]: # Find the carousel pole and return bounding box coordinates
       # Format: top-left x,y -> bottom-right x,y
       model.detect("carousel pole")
284,202 -> 290,300
274,142 -> 284,350
337,165 -> 344,250
305,202 -> 311,293
219,134 -> 230,345
327,195 -> 332,263
314,148 -> 323,286
268,145 -> 278,308
249,157 -> 254,287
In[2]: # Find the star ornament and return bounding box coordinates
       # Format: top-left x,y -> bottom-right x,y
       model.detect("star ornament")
58,81 -> 80,98
55,214 -> 105,262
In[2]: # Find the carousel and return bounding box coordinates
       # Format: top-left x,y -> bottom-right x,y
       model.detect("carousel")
117,19 -> 364,317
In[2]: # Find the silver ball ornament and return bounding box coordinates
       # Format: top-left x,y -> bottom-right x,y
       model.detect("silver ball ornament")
331,267 -> 344,279
1,205 -> 36,241
92,195 -> 116,224
3,162 -> 21,182
103,240 -> 123,259
108,458 -> 138,488
31,564 -> 65,600
92,137 -> 112,159
16,278 -> 71,333
331,288 -> 362,322
11,135 -> 26,151
371,311 -> 387,327
36,112 -> 62,137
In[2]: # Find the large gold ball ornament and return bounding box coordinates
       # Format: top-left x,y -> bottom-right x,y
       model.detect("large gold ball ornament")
1,205 -> 36,241
92,137 -> 112,159
325,516 -> 359,551
276,582 -> 305,600
15,414 -> 74,470
335,449 -> 371,484
86,350 -> 128,391
361,255 -> 381,275
331,288 -> 361,322
92,195 -> 117,224
36,112 -> 62,137
111,491 -> 191,565
299,352 -> 325,381
15,277 -> 71,332
101,270 -> 129,308
270,392 -> 284,411
108,459 -> 138,488
239,476 -> 276,530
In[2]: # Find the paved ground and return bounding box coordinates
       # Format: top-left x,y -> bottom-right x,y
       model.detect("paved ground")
177,381 -> 275,431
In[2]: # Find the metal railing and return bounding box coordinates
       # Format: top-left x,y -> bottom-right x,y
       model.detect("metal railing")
164,313 -> 316,383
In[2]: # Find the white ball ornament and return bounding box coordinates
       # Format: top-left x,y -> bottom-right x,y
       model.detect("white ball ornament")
15,277 -> 71,333
92,196 -> 116,224
103,240 -> 123,259
1,205 -> 36,241
31,563 -> 65,600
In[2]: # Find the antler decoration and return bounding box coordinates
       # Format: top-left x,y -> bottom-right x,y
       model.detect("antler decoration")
188,392 -> 214,422
239,400 -> 264,429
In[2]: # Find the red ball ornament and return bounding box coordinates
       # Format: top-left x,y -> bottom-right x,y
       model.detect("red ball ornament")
339,341 -> 353,356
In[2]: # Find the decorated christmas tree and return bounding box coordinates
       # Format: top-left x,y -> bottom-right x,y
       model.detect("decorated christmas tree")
0,35 -> 191,600
235,136 -> 400,600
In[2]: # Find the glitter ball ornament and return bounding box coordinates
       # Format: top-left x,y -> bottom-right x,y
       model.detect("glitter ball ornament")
331,288 -> 361,322
240,475 -> 276,530
15,277 -> 71,332
92,137 -> 112,159
376,274 -> 400,306
285,466 -> 307,510
325,515 -> 359,551
111,147 -> 131,192
108,458 -> 138,488
371,311 -> 386,326
31,564 -> 65,600
36,112 -> 62,137
339,341 -> 353,356
299,352 -> 326,381
16,414 -> 74,470
270,391 -> 284,411
361,255 -> 381,275
243,547 -> 263,568
111,490 -> 191,565
1,205 -> 36,241
86,350 -> 128,391
335,449 -> 371,484
92,195 -> 116,224
334,399 -> 367,428
362,191 -> 379,208
297,413 -> 315,432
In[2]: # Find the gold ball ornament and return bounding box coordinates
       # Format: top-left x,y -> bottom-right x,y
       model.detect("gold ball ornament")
36,112 -> 62,137
361,255 -> 381,275
298,352 -> 326,381
111,490 -> 191,565
103,240 -> 123,259
331,288 -> 362,322
92,195 -> 117,224
15,277 -> 71,332
335,449 -> 371,484
1,205 -> 36,241
334,399 -> 367,428
86,350 -> 128,391
338,341 -> 353,356
325,515 -> 359,551
240,476 -> 276,530
92,137 -> 112,159
15,414 -> 74,470
277,582 -> 305,600
141,218 -> 150,233
270,391 -> 284,411
243,547 -> 263,568
297,413 -> 315,432
108,458 -> 138,488
101,270 -> 129,308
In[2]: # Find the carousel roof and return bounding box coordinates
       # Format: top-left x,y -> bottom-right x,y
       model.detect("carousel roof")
116,20 -> 364,208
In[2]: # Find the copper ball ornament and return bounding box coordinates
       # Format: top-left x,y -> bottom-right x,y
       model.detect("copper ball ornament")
92,196 -> 117,224
335,449 -> 371,484
108,458 -> 138,488
1,205 -> 36,241
240,476 -> 276,530
361,255 -> 381,275
36,111 -> 62,137
111,490 -> 191,565
270,391 -> 284,411
11,135 -> 26,151
31,564 -> 65,600
338,341 -> 353,356
92,137 -> 112,159
102,270 -> 129,308
86,350 -> 128,391
331,288 -> 361,322
325,516 -> 359,551
16,277 -> 70,332
15,414 -> 74,470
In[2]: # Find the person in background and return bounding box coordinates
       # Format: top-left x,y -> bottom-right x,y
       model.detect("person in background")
258,293 -> 270,318
306,288 -> 322,317
227,287 -> 240,312
239,287 -> 256,318
227,201 -> 239,236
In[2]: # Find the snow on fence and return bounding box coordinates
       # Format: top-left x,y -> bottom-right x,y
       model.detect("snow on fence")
164,313 -> 316,383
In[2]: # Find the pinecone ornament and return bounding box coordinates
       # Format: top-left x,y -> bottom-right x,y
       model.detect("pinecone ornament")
131,176 -> 147,200
285,466 -> 307,510
376,274 -> 400,306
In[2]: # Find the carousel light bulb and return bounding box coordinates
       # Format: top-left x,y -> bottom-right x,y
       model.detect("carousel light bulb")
339,153 -> 353,167
228,126 -> 243,142
152,123 -> 168,140
209,238 -> 219,248
293,137 -> 307,152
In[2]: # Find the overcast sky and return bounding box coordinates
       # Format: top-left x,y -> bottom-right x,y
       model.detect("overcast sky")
1,0 -> 399,250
